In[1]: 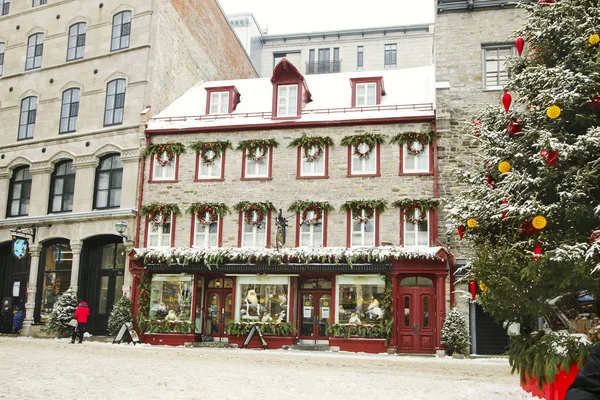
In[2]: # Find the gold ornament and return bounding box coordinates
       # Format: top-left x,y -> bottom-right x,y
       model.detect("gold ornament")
498,161 -> 511,173
546,105 -> 561,119
590,34 -> 600,46
467,218 -> 477,228
479,282 -> 488,292
532,215 -> 547,230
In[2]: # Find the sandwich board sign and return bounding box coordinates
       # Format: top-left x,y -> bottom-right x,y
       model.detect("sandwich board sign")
242,324 -> 268,349
113,322 -> 141,345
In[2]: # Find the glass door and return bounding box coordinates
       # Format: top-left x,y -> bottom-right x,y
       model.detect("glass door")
205,289 -> 232,338
299,291 -> 331,341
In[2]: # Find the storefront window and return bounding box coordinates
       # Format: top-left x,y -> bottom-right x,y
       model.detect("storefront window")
149,274 -> 193,322
234,276 -> 289,323
195,277 -> 204,334
40,242 -> 72,322
301,279 -> 332,289
336,275 -> 385,324
208,277 -> 233,289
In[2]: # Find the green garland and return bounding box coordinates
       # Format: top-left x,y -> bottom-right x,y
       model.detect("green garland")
140,202 -> 182,225
137,274 -> 151,333
389,131 -> 436,155
509,332 -> 590,390
288,134 -> 334,163
340,133 -> 387,159
382,275 -> 394,345
189,140 -> 232,165
227,321 -> 295,337
327,323 -> 386,338
340,199 -> 388,221
144,320 -> 194,334
187,202 -> 230,225
393,198 -> 441,223
143,143 -> 186,166
236,139 -> 279,164
233,201 -> 277,226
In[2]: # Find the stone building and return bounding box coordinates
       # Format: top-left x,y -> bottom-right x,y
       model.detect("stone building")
130,59 -> 451,352
435,0 -> 529,354
0,0 -> 256,336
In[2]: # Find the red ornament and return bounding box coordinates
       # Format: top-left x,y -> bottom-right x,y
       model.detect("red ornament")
506,119 -> 522,136
501,198 -> 509,222
502,90 -> 512,113
469,281 -> 477,301
532,242 -> 543,261
458,225 -> 466,240
520,221 -> 538,236
540,149 -> 559,167
591,230 -> 600,245
474,120 -> 481,138
586,96 -> 600,111
538,0 -> 554,5
485,174 -> 495,188
516,35 -> 525,56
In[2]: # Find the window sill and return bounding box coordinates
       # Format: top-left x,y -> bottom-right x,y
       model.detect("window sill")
399,172 -> 433,176
148,179 -> 178,183
296,175 -> 329,179
346,173 -> 381,178
241,177 -> 272,181
194,178 -> 225,182
482,88 -> 504,92
272,115 -> 301,120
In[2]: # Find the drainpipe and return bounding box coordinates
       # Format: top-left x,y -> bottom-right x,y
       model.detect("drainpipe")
135,132 -> 150,248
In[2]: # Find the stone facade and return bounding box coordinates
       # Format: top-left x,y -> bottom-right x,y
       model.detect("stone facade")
0,0 -> 256,335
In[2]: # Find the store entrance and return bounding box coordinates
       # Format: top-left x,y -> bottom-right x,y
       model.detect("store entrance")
0,242 -> 28,333
397,275 -> 436,354
204,278 -> 233,339
298,291 -> 331,342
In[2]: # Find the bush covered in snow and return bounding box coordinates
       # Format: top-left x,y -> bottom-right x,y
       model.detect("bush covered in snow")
441,308 -> 469,355
44,289 -> 78,337
108,297 -> 133,336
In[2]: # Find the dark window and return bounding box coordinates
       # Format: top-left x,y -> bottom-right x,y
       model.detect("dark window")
111,11 -> 131,51
333,47 -> 340,72
18,96 -> 37,140
104,79 -> 126,126
59,88 -> 80,133
67,23 -> 86,61
0,42 -> 5,77
7,166 -> 32,217
49,160 -> 75,213
357,46 -> 363,71
32,0 -> 46,6
94,154 -> 123,209
307,49 -> 315,74
1,0 -> 9,16
384,43 -> 396,69
26,33 -> 44,70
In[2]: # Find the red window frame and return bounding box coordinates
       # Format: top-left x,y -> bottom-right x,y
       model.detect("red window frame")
296,146 -> 329,179
143,214 -> 176,248
399,209 -> 438,247
398,142 -> 434,176
148,153 -> 179,183
190,213 -> 223,247
237,210 -> 272,248
346,143 -> 381,177
349,77 -> 385,107
194,149 -> 226,182
205,86 -> 240,115
294,212 -> 328,247
241,148 -> 273,181
346,210 -> 380,248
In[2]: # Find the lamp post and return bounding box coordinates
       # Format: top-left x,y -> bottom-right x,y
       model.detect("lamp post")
115,220 -> 129,240
115,219 -> 134,299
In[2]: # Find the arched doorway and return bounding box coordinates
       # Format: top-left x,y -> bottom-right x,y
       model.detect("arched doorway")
0,242 -> 29,333
80,235 -> 125,334
397,275 -> 436,354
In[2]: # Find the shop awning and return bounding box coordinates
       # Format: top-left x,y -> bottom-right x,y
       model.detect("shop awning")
145,262 -> 392,274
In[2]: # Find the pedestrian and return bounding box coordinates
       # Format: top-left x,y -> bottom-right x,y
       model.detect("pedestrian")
70,300 -> 90,344
565,342 -> 600,400
13,307 -> 24,334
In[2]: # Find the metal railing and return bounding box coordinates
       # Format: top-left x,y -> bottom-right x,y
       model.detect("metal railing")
306,60 -> 342,74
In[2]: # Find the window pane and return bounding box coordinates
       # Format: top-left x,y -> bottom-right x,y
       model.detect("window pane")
149,274 -> 193,322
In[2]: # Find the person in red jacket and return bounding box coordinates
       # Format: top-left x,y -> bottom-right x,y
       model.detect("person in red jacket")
70,300 -> 90,344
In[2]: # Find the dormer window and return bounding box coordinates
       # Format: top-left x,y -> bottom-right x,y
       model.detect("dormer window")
271,58 -> 310,119
205,86 -> 240,115
350,77 -> 384,107
277,84 -> 298,117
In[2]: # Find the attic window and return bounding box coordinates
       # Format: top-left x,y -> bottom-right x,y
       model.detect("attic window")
277,84 -> 298,117
349,77 -> 385,107
205,86 -> 240,115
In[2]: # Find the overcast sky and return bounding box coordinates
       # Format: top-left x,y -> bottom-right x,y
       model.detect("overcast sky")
218,0 -> 435,35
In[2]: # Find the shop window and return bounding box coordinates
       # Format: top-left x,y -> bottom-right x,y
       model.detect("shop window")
403,209 -> 429,247
146,213 -> 173,248
193,213 -> 220,247
150,152 -> 177,182
300,279 -> 332,289
149,274 -> 193,323
234,276 -> 289,323
336,275 -> 385,324
350,209 -> 376,247
241,210 -> 268,247
208,278 -> 233,289
39,242 -> 72,323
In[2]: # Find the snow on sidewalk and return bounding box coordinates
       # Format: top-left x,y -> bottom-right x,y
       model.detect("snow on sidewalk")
0,337 -> 533,400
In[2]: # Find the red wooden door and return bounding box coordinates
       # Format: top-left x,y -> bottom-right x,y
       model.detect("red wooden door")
298,291 -> 331,341
205,290 -> 232,337
398,277 -> 436,353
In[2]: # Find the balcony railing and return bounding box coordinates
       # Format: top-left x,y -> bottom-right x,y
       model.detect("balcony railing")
306,60 -> 342,75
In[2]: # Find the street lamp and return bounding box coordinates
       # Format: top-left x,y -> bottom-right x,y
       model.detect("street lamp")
115,220 -> 129,240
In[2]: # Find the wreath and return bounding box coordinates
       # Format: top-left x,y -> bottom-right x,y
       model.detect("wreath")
156,146 -> 174,166
234,201 -> 276,227
341,199 -> 387,223
150,208 -> 168,224
190,141 -> 232,165
353,208 -> 374,223
340,134 -> 386,160
141,203 -> 181,226
187,202 -> 230,225
245,207 -> 263,226
197,206 -> 218,225
288,134 -> 334,163
303,145 -> 323,163
143,143 -> 186,166
301,204 -> 322,225
236,139 -> 279,165
389,131 -> 435,156
406,137 -> 429,156
201,146 -> 220,165
248,145 -> 270,164
393,199 -> 440,224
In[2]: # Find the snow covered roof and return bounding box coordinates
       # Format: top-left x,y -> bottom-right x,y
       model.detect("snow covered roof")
147,63 -> 435,132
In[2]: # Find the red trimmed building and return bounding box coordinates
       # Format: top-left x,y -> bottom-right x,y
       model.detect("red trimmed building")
131,59 -> 452,353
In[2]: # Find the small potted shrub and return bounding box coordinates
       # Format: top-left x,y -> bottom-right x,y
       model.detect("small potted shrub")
441,307 -> 469,358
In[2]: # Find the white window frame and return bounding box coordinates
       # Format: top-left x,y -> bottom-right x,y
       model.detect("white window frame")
402,143 -> 430,173
299,210 -> 324,247
277,84 -> 298,117
241,211 -> 268,248
151,152 -> 176,181
209,92 -> 230,114
350,209 -> 376,248
299,146 -> 325,177
482,45 -> 515,90
244,148 -> 270,179
193,213 -> 220,248
404,209 -> 429,247
147,213 -> 173,248
355,83 -> 377,106
351,143 -> 377,175
197,152 -> 223,180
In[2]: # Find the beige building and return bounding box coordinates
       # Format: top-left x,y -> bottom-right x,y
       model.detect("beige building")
0,0 -> 256,336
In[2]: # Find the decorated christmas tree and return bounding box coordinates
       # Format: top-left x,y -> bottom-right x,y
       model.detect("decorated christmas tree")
107,296 -> 133,336
44,288 -> 78,337
449,0 -> 600,332
441,307 -> 470,355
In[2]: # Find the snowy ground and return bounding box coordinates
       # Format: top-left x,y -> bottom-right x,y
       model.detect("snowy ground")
0,337 -> 533,400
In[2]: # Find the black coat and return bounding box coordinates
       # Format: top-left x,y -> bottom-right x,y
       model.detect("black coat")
566,342 -> 600,400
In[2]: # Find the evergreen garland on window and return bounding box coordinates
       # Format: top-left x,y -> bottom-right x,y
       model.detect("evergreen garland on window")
340,133 -> 387,159
389,131 -> 435,156
340,199 -> 388,222
288,200 -> 334,225
143,143 -> 186,166
187,202 -> 230,225
189,140 -> 232,165
236,139 -> 279,164
140,202 -> 181,225
393,198 -> 441,223
288,134 -> 334,163
233,201 -> 277,226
